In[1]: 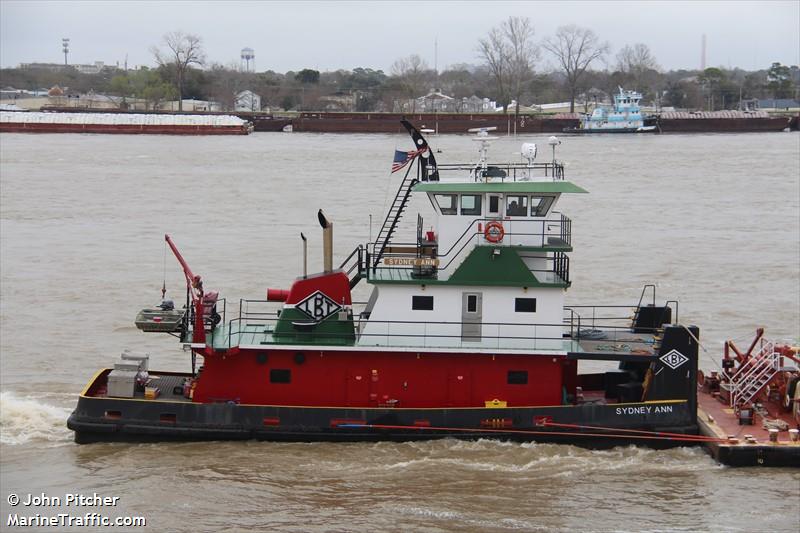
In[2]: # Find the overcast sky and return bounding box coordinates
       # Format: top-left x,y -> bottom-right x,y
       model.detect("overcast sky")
1,0 -> 798,73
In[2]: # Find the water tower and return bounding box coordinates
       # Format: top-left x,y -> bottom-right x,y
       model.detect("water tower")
241,48 -> 255,72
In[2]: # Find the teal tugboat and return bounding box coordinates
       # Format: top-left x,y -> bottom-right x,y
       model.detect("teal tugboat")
565,87 -> 657,133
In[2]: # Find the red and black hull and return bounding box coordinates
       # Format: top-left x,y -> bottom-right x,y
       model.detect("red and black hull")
68,391 -> 697,447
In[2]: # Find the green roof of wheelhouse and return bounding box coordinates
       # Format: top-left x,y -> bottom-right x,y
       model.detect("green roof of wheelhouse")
414,181 -> 589,194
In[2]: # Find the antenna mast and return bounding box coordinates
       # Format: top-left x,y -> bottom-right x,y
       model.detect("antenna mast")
62,38 -> 70,66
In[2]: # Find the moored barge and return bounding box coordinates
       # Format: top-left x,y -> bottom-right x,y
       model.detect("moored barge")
68,121 -> 799,465
0,111 -> 253,135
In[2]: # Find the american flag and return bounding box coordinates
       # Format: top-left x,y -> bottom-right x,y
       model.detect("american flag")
391,148 -> 426,173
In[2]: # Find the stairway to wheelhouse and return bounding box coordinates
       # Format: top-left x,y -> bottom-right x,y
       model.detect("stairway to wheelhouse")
373,167 -> 417,269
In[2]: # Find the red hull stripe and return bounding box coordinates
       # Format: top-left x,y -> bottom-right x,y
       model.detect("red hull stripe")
330,418 -> 366,428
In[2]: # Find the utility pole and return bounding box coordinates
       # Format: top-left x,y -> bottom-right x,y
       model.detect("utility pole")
62,38 -> 70,66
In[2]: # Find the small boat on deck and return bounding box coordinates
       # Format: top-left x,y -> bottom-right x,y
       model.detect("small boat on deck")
67,121 -> 799,466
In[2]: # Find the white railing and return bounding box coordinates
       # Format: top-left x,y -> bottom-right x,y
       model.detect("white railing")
729,340 -> 779,407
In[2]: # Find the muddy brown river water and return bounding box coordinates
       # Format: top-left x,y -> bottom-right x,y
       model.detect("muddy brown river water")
1,131 -> 798,532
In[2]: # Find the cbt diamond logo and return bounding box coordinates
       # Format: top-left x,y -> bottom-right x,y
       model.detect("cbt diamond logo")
295,291 -> 342,322
659,349 -> 688,370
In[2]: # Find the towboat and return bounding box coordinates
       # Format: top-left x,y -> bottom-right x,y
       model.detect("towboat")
564,87 -> 657,133
69,121 -> 705,449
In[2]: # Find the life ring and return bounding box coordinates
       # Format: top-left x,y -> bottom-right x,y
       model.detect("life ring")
484,221 -> 505,243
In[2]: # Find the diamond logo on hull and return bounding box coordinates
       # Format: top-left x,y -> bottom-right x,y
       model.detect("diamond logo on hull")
660,349 -> 689,370
295,291 -> 342,322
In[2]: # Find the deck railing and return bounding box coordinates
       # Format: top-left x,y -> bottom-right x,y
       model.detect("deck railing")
364,214 -> 572,279
436,161 -> 565,181
202,298 -> 664,355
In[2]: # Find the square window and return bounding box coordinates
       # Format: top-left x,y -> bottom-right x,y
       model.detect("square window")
506,195 -> 528,217
515,298 -> 536,313
508,370 -> 528,384
412,295 -> 434,310
434,194 -> 457,215
270,369 -> 291,383
460,194 -> 482,216
529,196 -> 554,217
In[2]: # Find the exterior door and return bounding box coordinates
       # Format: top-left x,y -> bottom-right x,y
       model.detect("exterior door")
448,371 -> 472,406
346,369 -> 369,406
487,194 -> 503,217
461,292 -> 482,342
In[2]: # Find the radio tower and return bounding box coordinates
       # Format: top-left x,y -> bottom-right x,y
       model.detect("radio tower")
62,38 -> 70,65
700,34 -> 706,70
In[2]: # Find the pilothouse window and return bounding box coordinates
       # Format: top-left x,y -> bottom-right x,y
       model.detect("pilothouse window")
506,195 -> 528,217
530,196 -> 554,217
434,194 -> 457,215
460,194 -> 482,216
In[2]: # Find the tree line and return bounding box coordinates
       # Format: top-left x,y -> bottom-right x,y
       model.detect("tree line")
2,19 -> 797,114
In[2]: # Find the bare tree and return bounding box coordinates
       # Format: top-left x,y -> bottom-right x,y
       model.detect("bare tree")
615,43 -> 662,104
616,43 -> 659,74
478,17 -> 539,117
543,25 -> 608,112
391,54 -> 432,112
478,27 -> 510,113
151,31 -> 205,111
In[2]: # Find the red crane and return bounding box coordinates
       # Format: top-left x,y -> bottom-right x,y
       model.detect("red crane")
165,234 -> 207,344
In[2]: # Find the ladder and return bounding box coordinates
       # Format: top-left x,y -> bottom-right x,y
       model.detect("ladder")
729,340 -> 780,407
630,284 -> 656,330
372,165 -> 417,269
